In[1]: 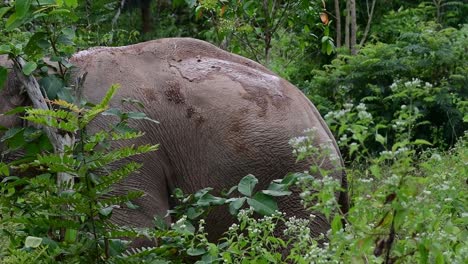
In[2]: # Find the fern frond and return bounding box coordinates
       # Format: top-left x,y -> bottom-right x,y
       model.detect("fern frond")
49,99 -> 83,113
81,84 -> 120,127
111,131 -> 145,141
32,154 -> 79,172
95,162 -> 143,193
86,144 -> 158,169
98,190 -> 144,208
23,108 -> 79,132
104,224 -> 151,239
12,216 -> 81,230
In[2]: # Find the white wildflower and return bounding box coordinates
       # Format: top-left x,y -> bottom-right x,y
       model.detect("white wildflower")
356,103 -> 367,111
344,103 -> 354,109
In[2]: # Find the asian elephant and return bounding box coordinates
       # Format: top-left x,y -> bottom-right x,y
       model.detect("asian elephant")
0,38 -> 348,241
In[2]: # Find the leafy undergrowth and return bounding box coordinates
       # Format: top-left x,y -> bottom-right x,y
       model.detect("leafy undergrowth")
1,126 -> 466,263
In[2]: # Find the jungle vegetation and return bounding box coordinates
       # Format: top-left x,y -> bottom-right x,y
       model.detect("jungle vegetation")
0,0 -> 466,263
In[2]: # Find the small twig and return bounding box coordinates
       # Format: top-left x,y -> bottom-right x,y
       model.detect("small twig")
112,0 -> 127,30
359,0 -> 376,46
34,0 -> 65,76
232,32 -> 262,62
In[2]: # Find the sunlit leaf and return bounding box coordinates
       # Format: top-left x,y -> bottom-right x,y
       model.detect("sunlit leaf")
238,174 -> 258,197
16,0 -> 33,19
22,61 -> 37,75
25,236 -> 42,248
247,192 -> 278,216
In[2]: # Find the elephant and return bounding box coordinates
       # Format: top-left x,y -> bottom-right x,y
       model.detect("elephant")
0,38 -> 348,242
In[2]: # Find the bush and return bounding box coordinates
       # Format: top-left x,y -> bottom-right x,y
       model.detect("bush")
305,23 -> 467,151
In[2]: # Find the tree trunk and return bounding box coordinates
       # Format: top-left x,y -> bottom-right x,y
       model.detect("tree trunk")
345,0 -> 350,49
13,57 -> 75,191
141,0 -> 152,33
334,0 -> 342,48
349,0 -> 357,55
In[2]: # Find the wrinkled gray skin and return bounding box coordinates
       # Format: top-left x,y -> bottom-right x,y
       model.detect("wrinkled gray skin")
0,38 -> 348,242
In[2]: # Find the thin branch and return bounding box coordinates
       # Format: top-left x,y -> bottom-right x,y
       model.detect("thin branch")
35,0 -> 65,76
112,0 -> 127,30
271,0 -> 293,37
232,32 -> 262,62
359,0 -> 376,46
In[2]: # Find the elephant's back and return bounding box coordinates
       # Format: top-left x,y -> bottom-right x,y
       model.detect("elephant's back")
71,37 -> 339,191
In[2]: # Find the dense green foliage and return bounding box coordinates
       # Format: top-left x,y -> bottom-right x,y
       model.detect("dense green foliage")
0,86 -> 160,263
0,0 -> 467,263
308,22 -> 467,153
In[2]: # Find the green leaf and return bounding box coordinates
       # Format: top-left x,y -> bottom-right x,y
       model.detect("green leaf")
187,247 -> 206,256
57,87 -> 74,102
435,251 -> 445,264
6,13 -> 24,30
39,75 -> 64,99
2,106 -> 30,115
326,42 -> 333,55
0,6 -> 12,19
121,98 -> 145,108
173,219 -> 195,235
0,163 -> 9,176
48,8 -> 71,16
227,185 -> 238,195
0,44 -> 12,54
186,207 -> 204,219
331,214 -> 342,233
413,139 -> 432,146
107,239 -> 129,257
25,236 -> 42,248
64,229 -> 77,243
280,173 -> 301,186
369,164 -> 381,178
197,193 -> 226,206
418,243 -> 429,264
0,66 -> 7,90
247,192 -> 278,216
57,32 -> 74,45
22,61 -> 37,75
24,32 -> 49,57
102,108 -> 122,117
375,133 -> 386,145
154,215 -> 168,230
261,189 -> 291,197
64,0 -> 78,8
99,205 -> 117,216
228,197 -> 247,215
125,201 -> 139,209
238,174 -> 258,197
16,0 -> 33,19
127,112 -> 159,123
0,127 -> 23,142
